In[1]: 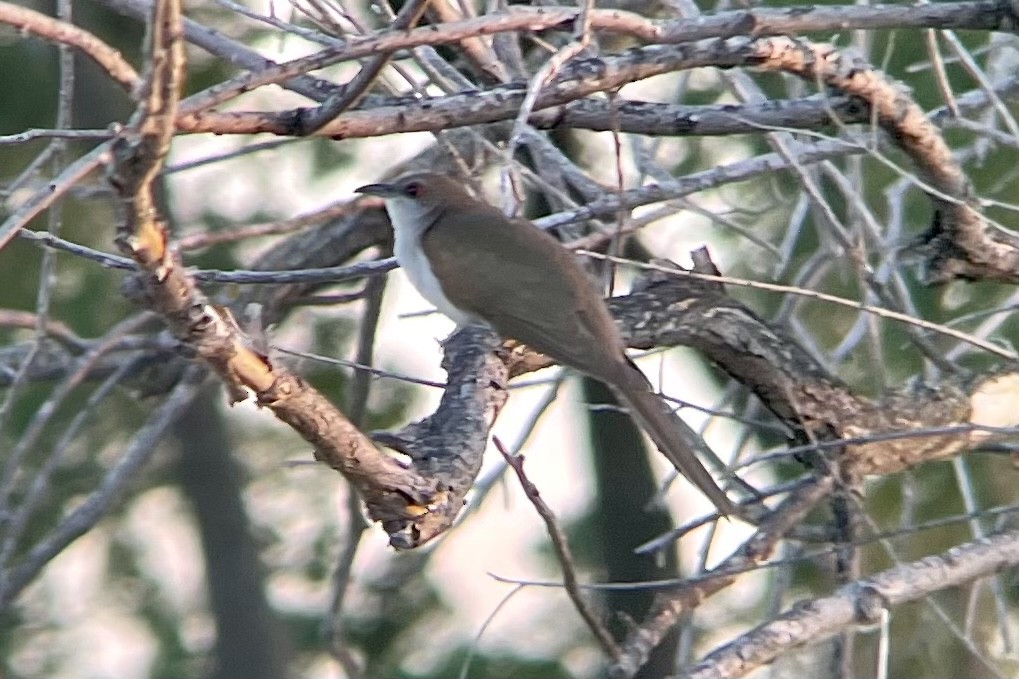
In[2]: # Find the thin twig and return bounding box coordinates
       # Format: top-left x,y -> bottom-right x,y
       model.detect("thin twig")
0,368 -> 206,608
0,142 -> 111,252
0,128 -> 114,144
275,346 -> 445,389
493,436 -> 621,660
324,273 -> 386,670
299,0 -> 431,134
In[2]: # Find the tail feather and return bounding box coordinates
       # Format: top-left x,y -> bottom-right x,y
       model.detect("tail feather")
608,361 -> 736,516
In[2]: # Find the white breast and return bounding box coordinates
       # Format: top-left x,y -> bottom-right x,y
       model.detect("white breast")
385,197 -> 479,327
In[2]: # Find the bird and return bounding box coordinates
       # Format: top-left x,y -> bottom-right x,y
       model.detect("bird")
356,172 -> 736,515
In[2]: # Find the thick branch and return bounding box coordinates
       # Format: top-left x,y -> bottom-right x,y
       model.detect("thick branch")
388,255 -> 1016,548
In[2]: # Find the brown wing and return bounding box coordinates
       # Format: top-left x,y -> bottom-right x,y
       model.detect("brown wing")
423,201 -> 737,515
422,204 -> 624,379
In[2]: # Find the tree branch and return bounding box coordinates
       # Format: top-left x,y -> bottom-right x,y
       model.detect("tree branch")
685,529 -> 1019,679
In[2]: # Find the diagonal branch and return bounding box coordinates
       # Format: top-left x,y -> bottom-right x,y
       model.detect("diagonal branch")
609,476 -> 835,678
745,37 -> 1019,284
496,437 -> 621,659
0,1 -> 140,92
101,0 -> 455,551
0,367 -> 205,607
297,0 -> 432,135
685,529 -> 1019,679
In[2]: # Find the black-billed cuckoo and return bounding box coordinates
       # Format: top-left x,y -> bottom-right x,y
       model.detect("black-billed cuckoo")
356,173 -> 736,515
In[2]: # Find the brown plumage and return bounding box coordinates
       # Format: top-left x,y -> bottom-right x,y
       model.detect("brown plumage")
356,173 -> 735,515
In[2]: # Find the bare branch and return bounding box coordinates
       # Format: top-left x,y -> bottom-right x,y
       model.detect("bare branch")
0,1 -> 140,91
298,0 -> 432,135
495,437 -> 621,659
0,367 -> 205,607
610,477 -> 835,678
98,0 -> 455,550
685,529 -> 1019,679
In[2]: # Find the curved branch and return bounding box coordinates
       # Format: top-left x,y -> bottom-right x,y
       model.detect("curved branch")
0,1 -> 140,91
746,37 -> 1019,283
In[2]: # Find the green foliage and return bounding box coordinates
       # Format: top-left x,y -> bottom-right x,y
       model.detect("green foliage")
410,650 -> 571,679
310,137 -> 356,178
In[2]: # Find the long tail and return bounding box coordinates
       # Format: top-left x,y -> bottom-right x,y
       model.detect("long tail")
608,359 -> 736,516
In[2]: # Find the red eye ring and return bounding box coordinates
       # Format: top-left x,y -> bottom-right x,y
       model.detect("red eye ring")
404,182 -> 420,197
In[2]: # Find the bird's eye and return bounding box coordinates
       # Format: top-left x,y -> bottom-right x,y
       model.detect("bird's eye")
404,182 -> 421,197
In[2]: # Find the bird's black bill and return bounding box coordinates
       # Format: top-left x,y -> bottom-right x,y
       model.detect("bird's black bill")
354,183 -> 400,197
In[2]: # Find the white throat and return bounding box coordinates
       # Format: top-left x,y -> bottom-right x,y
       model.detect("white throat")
384,197 -> 479,327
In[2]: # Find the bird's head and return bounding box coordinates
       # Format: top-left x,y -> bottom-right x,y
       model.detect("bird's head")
356,172 -> 476,236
